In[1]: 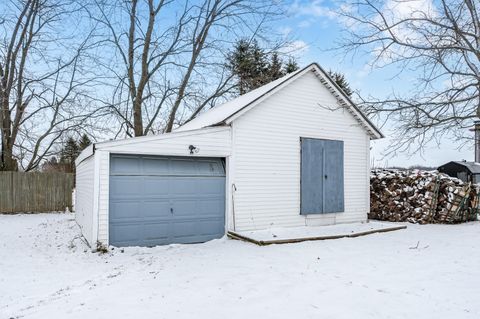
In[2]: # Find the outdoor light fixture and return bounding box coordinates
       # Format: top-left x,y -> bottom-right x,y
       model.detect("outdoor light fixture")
189,145 -> 199,155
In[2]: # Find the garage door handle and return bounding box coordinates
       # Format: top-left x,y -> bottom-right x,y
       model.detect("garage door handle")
324,175 -> 328,179
170,208 -> 173,214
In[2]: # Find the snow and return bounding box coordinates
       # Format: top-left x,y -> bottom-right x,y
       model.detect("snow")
1,213 -> 480,319
232,221 -> 404,242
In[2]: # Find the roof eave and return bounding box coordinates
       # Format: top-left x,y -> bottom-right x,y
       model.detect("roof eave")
310,62 -> 384,140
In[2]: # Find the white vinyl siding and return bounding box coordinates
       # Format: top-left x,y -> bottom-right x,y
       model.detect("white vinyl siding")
94,127 -> 232,244
75,155 -> 95,246
231,71 -> 370,231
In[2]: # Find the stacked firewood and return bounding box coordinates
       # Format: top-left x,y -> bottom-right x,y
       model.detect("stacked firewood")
370,169 -> 479,224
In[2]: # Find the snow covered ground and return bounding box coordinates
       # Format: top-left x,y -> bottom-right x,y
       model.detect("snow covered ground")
1,213 -> 479,319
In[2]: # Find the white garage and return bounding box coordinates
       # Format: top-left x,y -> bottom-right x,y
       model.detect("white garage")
75,62 -> 383,248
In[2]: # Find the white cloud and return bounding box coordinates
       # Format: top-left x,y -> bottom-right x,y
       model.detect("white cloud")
279,40 -> 310,57
289,0 -> 336,19
278,26 -> 293,37
298,19 -> 312,28
355,64 -> 373,80
383,0 -> 436,20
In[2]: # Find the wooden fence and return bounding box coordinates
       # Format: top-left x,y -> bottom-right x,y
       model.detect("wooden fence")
0,172 -> 74,213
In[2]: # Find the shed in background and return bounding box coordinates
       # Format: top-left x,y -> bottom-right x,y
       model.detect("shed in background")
438,161 -> 480,184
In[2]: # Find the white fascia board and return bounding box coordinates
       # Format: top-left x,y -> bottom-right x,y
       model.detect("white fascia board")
95,126 -> 230,150
75,144 -> 94,166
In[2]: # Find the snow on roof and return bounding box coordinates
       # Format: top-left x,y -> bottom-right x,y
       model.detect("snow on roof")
176,62 -> 383,139
176,66 -> 303,132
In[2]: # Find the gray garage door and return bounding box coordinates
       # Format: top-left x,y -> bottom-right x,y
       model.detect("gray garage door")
109,155 -> 226,247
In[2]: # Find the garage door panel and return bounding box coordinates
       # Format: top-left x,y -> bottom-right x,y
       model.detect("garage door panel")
110,176 -> 144,198
198,178 -> 226,194
171,199 -> 198,216
171,219 -> 223,239
196,160 -> 225,176
142,200 -> 171,218
171,197 -> 224,216
112,222 -> 171,247
196,219 -> 224,235
110,156 -> 142,175
170,158 -> 200,175
143,177 -> 170,196
169,178 -> 225,196
169,177 -> 198,195
143,157 -> 170,175
171,220 -> 199,238
110,200 -> 141,220
197,198 -> 225,215
109,155 -> 225,247
143,222 -> 171,241
109,223 -> 143,246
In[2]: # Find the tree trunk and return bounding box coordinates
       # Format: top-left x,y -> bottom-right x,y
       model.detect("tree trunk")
477,83 -> 480,119
1,99 -> 17,170
165,63 -> 196,132
165,86 -> 186,133
1,141 -> 17,171
133,98 -> 143,136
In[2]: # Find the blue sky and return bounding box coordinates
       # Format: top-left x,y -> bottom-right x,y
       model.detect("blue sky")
279,0 -> 474,167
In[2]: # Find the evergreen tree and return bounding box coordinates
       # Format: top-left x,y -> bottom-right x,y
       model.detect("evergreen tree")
327,71 -> 353,97
227,39 -> 300,95
78,134 -> 92,151
60,137 -> 80,173
250,41 -> 269,89
283,58 -> 299,74
269,52 -> 284,80
227,39 -> 254,95
42,135 -> 91,173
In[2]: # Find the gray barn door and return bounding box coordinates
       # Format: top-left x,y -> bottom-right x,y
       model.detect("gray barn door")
301,138 -> 344,214
109,155 -> 225,247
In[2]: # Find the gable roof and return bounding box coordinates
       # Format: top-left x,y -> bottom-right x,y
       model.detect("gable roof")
439,161 -> 480,174
176,62 -> 384,139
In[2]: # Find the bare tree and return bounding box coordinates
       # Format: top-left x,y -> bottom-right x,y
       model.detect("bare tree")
338,0 -> 480,154
91,0 -> 281,137
0,0 -> 98,171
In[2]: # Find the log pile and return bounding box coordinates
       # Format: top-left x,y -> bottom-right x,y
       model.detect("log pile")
370,169 -> 479,224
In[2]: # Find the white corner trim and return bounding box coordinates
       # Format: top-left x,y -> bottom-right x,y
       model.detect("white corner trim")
91,151 -> 101,250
